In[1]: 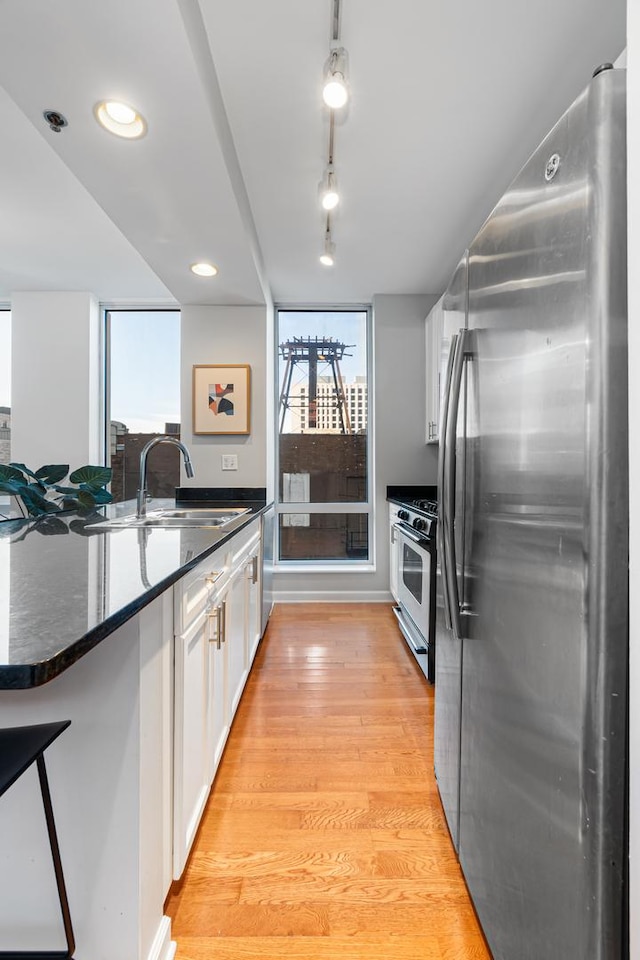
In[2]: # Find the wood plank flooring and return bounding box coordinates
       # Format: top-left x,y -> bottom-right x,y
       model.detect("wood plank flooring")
166,603 -> 491,960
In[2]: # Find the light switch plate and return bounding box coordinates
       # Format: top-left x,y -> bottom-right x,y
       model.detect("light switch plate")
221,454 -> 238,471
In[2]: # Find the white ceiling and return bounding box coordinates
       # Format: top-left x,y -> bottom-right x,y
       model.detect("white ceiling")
0,0 -> 626,307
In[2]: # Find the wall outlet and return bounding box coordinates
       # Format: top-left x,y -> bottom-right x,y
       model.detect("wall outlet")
221,454 -> 238,471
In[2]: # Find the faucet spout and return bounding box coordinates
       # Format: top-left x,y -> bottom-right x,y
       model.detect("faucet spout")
136,436 -> 195,518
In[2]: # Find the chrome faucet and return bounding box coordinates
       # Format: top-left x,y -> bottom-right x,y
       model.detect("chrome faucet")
136,436 -> 195,518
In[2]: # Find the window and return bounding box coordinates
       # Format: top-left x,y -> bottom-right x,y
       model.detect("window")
106,310 -> 180,504
0,310 -> 16,519
277,308 -> 371,563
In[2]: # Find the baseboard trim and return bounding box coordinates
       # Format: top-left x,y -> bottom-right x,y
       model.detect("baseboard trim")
273,590 -> 393,604
147,916 -> 176,960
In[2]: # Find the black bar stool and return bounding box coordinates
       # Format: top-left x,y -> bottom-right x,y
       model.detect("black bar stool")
0,721 -> 75,960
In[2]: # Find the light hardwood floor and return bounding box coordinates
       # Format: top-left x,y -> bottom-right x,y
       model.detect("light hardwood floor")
166,602 -> 491,960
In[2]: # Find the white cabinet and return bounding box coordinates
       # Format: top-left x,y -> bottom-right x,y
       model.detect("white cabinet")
425,294 -> 445,443
389,503 -> 400,602
172,516 -> 262,879
246,538 -> 261,664
226,524 -> 261,716
173,543 -> 227,878
206,597 -> 229,780
225,564 -> 248,719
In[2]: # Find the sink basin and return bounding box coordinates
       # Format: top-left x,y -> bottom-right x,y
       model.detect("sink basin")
91,506 -> 251,530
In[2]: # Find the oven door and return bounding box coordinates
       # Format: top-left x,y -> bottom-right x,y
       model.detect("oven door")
392,522 -> 436,682
394,523 -> 432,637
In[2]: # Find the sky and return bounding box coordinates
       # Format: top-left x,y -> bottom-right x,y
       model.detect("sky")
109,310 -> 180,433
278,309 -> 367,384
278,309 -> 368,433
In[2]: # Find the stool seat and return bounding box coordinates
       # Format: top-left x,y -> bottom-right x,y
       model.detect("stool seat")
0,722 -> 71,798
0,720 -> 74,960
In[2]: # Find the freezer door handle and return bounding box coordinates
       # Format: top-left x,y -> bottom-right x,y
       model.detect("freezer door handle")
443,327 -> 468,638
438,332 -> 458,631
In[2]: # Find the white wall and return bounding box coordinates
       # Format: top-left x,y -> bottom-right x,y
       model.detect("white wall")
273,293 -> 439,601
627,2 -> 638,953
180,304 -> 267,488
10,291 -> 100,468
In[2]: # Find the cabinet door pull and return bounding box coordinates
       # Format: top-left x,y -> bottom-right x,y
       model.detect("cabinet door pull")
221,599 -> 227,644
205,571 -> 221,585
208,605 -> 222,649
251,555 -> 259,584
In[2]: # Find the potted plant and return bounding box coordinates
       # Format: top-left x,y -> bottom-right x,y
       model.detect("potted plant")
0,462 -> 113,519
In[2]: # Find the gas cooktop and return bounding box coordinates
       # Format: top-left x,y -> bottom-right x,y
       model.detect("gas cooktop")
406,498 -> 438,517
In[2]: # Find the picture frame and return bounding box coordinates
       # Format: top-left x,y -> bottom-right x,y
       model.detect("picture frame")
192,364 -> 251,435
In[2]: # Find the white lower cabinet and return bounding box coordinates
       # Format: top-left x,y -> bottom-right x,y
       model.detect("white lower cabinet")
246,539 -> 261,663
225,565 -> 248,719
389,503 -> 400,602
206,597 -> 229,781
173,543 -> 226,879
172,517 -> 262,879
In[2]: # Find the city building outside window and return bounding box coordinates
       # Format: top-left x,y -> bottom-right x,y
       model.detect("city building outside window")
106,310 -> 181,504
276,307 -> 371,563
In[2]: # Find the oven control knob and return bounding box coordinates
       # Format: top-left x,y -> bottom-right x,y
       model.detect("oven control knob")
398,510 -> 409,521
413,517 -> 426,531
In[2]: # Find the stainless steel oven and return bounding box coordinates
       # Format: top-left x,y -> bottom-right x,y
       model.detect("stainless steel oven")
390,500 -> 437,682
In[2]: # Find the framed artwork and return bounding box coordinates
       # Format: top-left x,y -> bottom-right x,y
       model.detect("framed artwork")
192,364 -> 251,435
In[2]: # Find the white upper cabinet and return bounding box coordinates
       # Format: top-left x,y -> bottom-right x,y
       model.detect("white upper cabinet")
425,295 -> 445,444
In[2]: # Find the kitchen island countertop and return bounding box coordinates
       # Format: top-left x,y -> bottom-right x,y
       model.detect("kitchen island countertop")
0,494 -> 270,689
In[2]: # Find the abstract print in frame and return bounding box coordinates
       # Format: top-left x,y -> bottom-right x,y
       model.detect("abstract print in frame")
192,364 -> 251,435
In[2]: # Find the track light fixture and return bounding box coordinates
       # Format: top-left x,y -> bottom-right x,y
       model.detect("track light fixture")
316,0 -> 348,266
322,46 -> 349,110
319,163 -> 340,211
320,226 -> 336,266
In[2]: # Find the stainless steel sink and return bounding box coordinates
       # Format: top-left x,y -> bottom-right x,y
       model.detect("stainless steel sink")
91,506 -> 251,530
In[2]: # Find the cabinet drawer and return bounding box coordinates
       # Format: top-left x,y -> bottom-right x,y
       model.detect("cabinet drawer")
230,518 -> 260,567
174,546 -> 227,635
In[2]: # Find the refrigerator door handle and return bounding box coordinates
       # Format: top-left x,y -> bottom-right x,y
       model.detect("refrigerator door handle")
443,327 -> 468,638
438,331 -> 459,631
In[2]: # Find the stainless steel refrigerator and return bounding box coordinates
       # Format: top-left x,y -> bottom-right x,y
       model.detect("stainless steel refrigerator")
434,64 -> 628,959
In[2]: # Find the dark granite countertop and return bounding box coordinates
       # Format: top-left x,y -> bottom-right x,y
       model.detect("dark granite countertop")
386,484 -> 438,506
0,493 -> 270,690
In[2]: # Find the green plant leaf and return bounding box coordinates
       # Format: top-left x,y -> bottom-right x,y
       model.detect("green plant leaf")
7,464 -> 48,492
18,486 -> 57,516
79,485 -> 113,504
0,479 -> 25,495
0,464 -> 27,483
34,516 -> 69,536
68,517 -> 105,536
69,465 -> 112,486
76,489 -> 97,509
35,464 -> 69,485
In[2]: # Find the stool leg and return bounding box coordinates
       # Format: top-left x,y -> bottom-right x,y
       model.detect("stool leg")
36,756 -> 75,960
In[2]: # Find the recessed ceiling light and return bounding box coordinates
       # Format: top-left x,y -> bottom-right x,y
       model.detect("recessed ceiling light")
190,262 -> 219,278
94,100 -> 147,139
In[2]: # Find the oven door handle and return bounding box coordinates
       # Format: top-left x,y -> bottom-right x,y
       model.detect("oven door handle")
392,522 -> 425,546
443,328 -> 467,639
